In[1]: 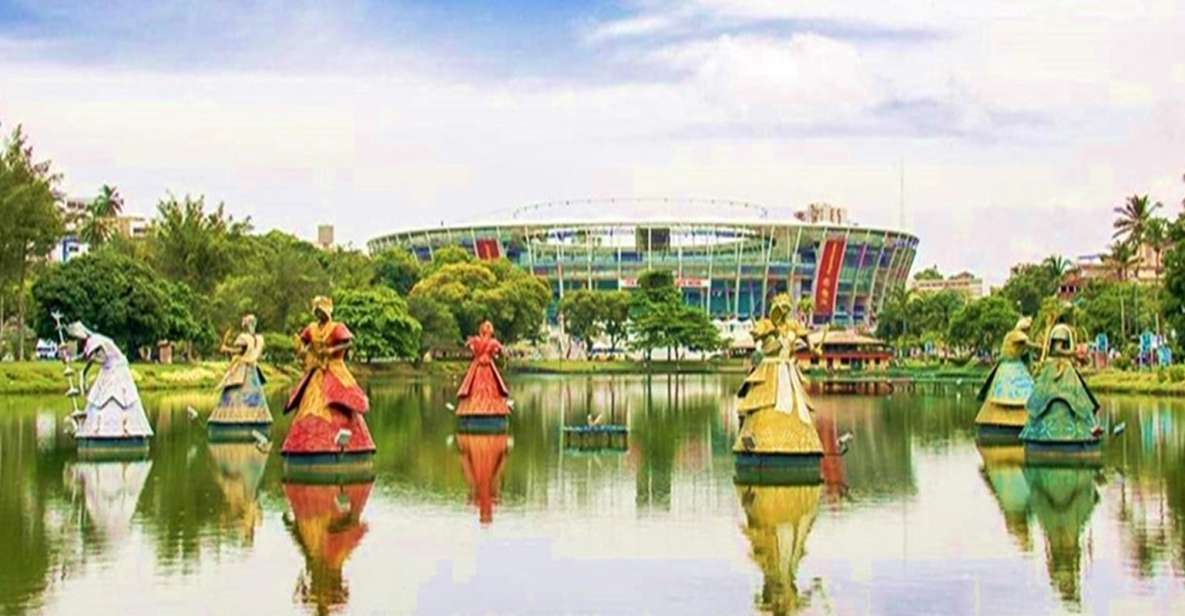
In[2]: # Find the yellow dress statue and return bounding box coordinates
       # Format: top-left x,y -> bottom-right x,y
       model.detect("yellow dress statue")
734,294 -> 824,463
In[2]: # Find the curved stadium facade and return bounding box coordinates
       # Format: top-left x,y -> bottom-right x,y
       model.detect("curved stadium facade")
368,199 -> 918,327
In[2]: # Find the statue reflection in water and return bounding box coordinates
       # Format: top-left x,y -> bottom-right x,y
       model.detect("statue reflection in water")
977,443 -> 1101,608
736,481 -> 823,615
1024,463 -> 1100,608
455,432 -> 511,524
207,442 -> 268,545
282,479 -> 373,615
67,457 -> 153,550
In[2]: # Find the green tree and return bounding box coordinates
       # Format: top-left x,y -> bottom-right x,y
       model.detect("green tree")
947,295 -> 1019,355
408,294 -> 461,356
31,251 -> 202,355
558,290 -> 603,357
1113,194 -> 1162,244
628,270 -> 687,362
0,124 -> 64,360
149,194 -> 251,296
209,231 -> 330,334
333,287 -> 421,361
913,266 -> 943,281
426,245 -> 472,272
601,290 -> 631,355
78,184 -> 123,246
1042,254 -> 1072,280
408,257 -> 550,348
373,247 -> 422,295
1163,213 -> 1185,355
1106,240 -> 1139,282
1078,280 -> 1159,348
320,248 -> 375,293
1000,262 -> 1060,315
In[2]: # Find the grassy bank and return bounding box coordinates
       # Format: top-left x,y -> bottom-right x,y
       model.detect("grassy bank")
0,360 -> 302,395
1086,369 -> 1185,396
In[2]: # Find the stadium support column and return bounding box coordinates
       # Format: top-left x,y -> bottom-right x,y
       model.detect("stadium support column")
847,230 -> 871,328
733,234 -> 743,318
586,228 -> 593,290
470,227 -> 479,258
789,226 -> 803,302
423,230 -> 434,260
558,241 -> 565,299
865,232 -> 888,328
705,236 -> 714,314
877,239 -> 904,315
761,225 -> 774,319
525,226 -> 535,272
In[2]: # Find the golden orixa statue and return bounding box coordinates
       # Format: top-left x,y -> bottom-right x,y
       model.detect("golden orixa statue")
974,317 -> 1040,442
734,293 -> 825,479
208,313 -> 273,441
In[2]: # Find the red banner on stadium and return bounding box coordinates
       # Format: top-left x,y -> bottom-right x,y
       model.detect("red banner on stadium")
813,237 -> 846,317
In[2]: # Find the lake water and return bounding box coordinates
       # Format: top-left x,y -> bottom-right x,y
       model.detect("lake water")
2,374 -> 1184,615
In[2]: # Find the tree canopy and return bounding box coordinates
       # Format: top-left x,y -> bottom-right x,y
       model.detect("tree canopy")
333,287 -> 421,361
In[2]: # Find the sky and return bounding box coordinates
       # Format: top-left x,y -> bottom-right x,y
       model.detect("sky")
1,0 -> 1183,284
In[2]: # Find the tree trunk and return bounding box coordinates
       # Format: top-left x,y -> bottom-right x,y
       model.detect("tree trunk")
16,261 -> 27,362
0,291 -> 6,359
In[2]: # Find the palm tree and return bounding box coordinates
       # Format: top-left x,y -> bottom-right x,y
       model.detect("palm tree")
1112,194 -> 1161,243
78,184 -> 123,246
1042,254 -> 1072,280
1106,241 -> 1138,281
1143,217 -> 1169,276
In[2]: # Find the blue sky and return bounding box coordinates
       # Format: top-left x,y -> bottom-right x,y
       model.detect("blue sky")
1,1 -> 1183,283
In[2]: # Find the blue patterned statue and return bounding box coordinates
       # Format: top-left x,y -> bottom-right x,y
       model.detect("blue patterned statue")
975,317 -> 1039,441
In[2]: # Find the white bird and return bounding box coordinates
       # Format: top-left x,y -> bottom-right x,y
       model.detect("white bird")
445,402 -> 456,411
335,429 -> 352,449
251,430 -> 272,453
1112,422 -> 1126,436
837,431 -> 854,455
507,399 -> 516,409
63,416 -> 78,434
186,406 -> 199,421
587,412 -> 604,426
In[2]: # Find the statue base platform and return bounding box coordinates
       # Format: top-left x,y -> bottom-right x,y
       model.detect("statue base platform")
208,422 -> 271,443
457,415 -> 509,434
976,424 -> 1023,444
282,452 -> 375,483
76,436 -> 150,461
734,453 -> 822,486
563,425 -> 628,450
734,453 -> 822,485
1022,439 -> 1101,464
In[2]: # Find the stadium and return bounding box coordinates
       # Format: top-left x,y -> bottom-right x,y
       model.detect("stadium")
368,199 -> 918,327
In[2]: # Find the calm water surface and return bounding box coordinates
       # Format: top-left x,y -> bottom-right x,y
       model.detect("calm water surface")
2,374 -> 1185,615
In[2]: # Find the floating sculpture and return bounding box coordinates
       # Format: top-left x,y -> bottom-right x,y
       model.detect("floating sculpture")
1019,307 -> 1102,461
736,481 -> 822,614
64,321 -> 153,458
208,313 -> 273,441
975,317 -> 1040,442
283,478 -> 373,614
455,432 -> 510,524
455,320 -> 511,433
733,294 -> 824,478
282,296 -> 375,476
208,441 -> 269,544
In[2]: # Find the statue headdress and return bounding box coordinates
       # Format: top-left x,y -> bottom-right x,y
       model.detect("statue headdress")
311,296 -> 333,318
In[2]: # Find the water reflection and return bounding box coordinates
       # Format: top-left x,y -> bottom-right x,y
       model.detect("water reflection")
736,482 -> 822,615
1,380 -> 1185,613
455,433 -> 510,524
283,479 -> 373,615
207,442 -> 268,545
1025,464 -> 1101,608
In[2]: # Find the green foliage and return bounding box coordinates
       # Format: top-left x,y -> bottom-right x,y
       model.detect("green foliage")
1161,213 -> 1185,355
426,246 -> 472,272
1000,262 -> 1060,315
373,247 -> 422,295
409,257 -> 550,348
30,251 -> 205,355
148,194 -> 251,296
78,184 -> 123,246
408,294 -> 461,354
601,290 -> 631,353
947,295 -> 1019,355
876,287 -> 965,351
261,331 -> 297,364
210,231 -> 331,334
558,290 -> 603,355
1077,280 -> 1159,346
320,248 -> 375,293
627,269 -> 722,360
333,287 -> 421,361
0,124 -> 64,360
913,266 -> 943,281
